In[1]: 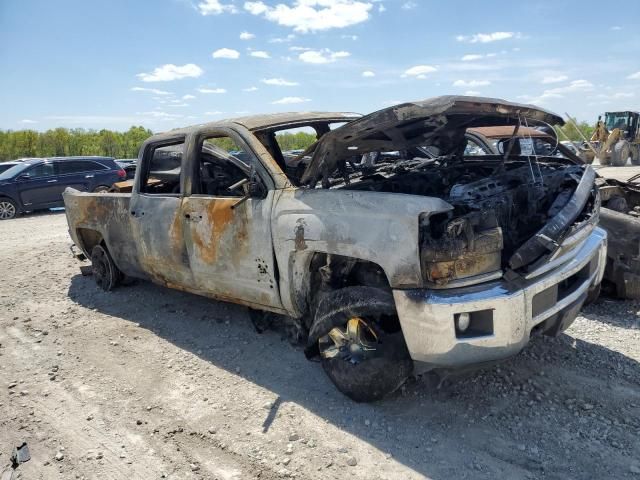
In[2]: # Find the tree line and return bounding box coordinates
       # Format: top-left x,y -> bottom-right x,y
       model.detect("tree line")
0,121 -> 597,163
0,127 -> 153,162
0,127 -> 320,162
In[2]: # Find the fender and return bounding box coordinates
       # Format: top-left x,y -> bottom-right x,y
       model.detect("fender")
271,188 -> 452,316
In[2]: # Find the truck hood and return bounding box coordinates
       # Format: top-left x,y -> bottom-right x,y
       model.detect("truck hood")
300,95 -> 564,186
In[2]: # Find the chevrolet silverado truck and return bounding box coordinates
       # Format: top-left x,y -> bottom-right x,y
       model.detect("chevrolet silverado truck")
63,96 -> 607,402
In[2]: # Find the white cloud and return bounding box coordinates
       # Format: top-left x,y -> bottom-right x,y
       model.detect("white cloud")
272,96 -> 311,104
261,77 -> 299,86
341,34 -> 358,40
298,49 -> 350,64
461,54 -> 483,61
541,75 -> 568,84
182,94 -> 196,100
205,111 -> 225,115
197,87 -> 227,93
403,65 -> 437,78
401,1 -> 417,9
453,79 -> 491,87
131,87 -> 172,95
136,63 -> 203,82
611,26 -> 623,31
464,90 -> 481,96
269,34 -> 296,43
250,50 -> 271,58
378,3 -> 386,12
456,32 -> 518,43
526,79 -> 595,105
244,0 -> 373,33
243,86 -> 259,92
167,103 -> 190,108
197,0 -> 237,15
212,48 -> 240,59
362,70 -> 375,77
240,31 -> 255,40
20,119 -> 37,124
627,71 -> 640,80
137,111 -> 183,119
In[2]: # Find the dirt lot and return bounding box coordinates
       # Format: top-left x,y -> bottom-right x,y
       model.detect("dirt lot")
1,212 -> 639,479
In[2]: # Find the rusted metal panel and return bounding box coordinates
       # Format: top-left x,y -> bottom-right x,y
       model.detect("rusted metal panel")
181,192 -> 284,311
62,190 -> 142,277
129,194 -> 195,286
272,188 -> 453,313
468,126 -> 550,139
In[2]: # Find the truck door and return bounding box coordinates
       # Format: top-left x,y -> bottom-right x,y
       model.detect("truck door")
129,137 -> 195,287
180,131 -> 283,311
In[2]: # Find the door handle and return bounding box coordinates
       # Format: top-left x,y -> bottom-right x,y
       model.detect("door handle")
85,175 -> 94,178
47,179 -> 57,183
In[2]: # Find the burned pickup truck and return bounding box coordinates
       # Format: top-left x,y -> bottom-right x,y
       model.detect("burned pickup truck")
63,96 -> 606,402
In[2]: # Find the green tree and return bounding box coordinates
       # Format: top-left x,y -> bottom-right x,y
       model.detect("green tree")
0,126 -> 155,161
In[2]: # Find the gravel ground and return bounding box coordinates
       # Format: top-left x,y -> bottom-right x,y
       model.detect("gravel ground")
1,211 -> 639,479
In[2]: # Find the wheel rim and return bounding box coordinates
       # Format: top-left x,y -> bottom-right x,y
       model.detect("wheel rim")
92,250 -> 109,288
320,317 -> 378,364
0,201 -> 16,219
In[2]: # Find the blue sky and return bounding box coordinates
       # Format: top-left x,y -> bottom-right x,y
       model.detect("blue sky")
1,0 -> 639,132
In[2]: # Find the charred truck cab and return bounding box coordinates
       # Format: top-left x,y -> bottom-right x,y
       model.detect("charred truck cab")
63,96 -> 606,402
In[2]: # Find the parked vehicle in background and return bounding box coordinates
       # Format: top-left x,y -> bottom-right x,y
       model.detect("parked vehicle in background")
116,159 -> 137,180
62,97 -> 605,402
0,156 -> 125,220
0,160 -> 27,174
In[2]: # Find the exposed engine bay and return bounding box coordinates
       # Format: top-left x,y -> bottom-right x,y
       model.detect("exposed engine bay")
333,155 -> 597,285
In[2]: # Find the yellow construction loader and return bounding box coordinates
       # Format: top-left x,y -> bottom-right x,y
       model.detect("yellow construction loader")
583,111 -> 640,166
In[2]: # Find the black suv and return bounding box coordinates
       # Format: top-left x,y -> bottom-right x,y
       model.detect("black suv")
0,156 -> 125,220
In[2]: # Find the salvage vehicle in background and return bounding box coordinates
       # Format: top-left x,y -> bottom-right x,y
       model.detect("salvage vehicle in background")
0,156 -> 125,220
593,174 -> 640,298
62,96 -> 606,402
466,124 -> 640,300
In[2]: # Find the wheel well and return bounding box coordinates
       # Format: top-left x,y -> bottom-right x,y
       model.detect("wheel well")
76,228 -> 104,256
308,253 -> 390,292
0,195 -> 19,208
302,253 -> 394,329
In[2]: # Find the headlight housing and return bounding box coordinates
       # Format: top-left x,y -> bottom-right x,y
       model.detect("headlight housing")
420,211 -> 503,287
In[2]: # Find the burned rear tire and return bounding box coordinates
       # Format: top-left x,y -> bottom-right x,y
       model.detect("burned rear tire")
90,244 -> 121,291
310,287 -> 413,402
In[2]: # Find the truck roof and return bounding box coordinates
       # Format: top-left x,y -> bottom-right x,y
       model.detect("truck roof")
154,112 -> 362,139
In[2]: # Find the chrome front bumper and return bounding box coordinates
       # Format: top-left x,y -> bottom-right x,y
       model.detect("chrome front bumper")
393,227 -> 607,370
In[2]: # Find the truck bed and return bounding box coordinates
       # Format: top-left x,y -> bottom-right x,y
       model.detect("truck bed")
62,189 -> 141,276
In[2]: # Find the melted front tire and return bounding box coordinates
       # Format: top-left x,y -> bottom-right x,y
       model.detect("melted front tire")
311,287 -> 413,402
320,330 -> 413,402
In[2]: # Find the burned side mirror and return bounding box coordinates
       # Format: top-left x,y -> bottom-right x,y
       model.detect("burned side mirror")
248,179 -> 266,199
